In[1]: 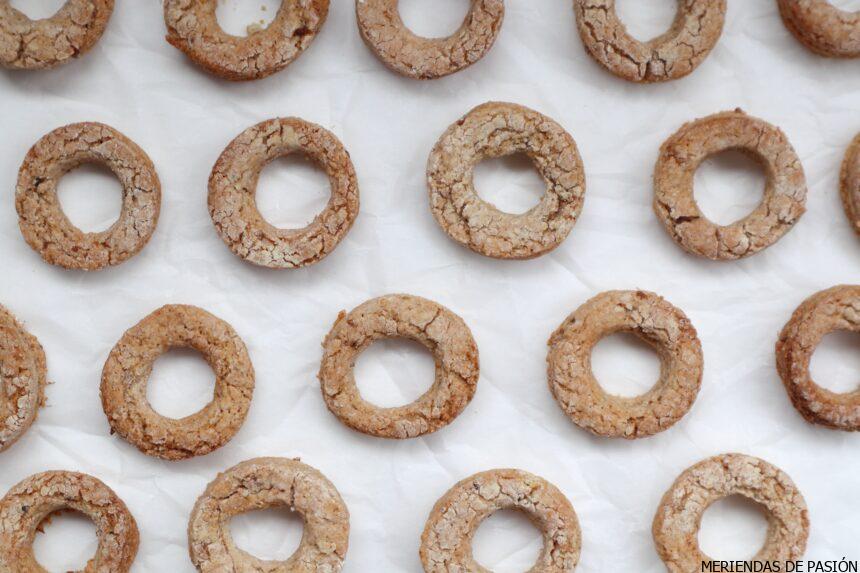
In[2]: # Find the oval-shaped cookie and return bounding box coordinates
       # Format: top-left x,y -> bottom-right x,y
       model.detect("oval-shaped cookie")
778,0 -> 860,58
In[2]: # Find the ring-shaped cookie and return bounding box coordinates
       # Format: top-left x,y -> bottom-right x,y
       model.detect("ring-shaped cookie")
428,101 -> 586,260
164,0 -> 329,81
420,469 -> 581,572
356,0 -> 504,79
653,454 -> 809,572
776,285 -> 860,431
16,122 -> 162,271
840,134 -> 860,235
778,0 -> 860,58
547,290 -> 703,439
573,0 -> 727,83
319,294 -> 479,439
0,0 -> 114,69
209,118 -> 360,269
0,470 -> 139,572
0,306 -> 46,454
100,304 -> 255,460
188,457 -> 350,572
653,110 -> 807,261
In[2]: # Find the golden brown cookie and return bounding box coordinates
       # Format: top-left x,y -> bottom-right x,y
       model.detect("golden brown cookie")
573,0 -> 726,83
776,285 -> 860,431
0,0 -> 114,69
164,0 -> 329,81
319,294 -> 479,439
840,133 -> 860,235
0,306 -> 46,454
209,118 -> 359,269
16,122 -> 162,271
778,0 -> 860,58
653,110 -> 807,261
188,457 -> 349,572
420,468 -> 581,572
356,0 -> 504,79
100,304 -> 255,461
653,454 -> 809,572
0,470 -> 139,572
547,290 -> 703,439
428,101 -> 586,260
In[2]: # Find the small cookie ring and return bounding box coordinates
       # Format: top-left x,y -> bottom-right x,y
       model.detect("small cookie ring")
164,0 -> 330,81
573,0 -> 727,83
840,133 -> 860,235
0,0 -> 114,69
420,468 -> 581,572
0,305 -> 46,454
776,285 -> 860,431
356,0 -> 504,79
653,453 -> 809,571
319,294 -> 479,439
778,0 -> 860,58
16,122 -> 162,271
547,290 -> 703,439
188,457 -> 350,572
209,118 -> 360,269
653,110 -> 807,261
100,304 -> 255,460
0,470 -> 139,572
428,101 -> 586,260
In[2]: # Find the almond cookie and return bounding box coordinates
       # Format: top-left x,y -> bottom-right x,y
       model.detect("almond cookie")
653,454 -> 809,572
0,470 -> 139,572
100,304 -> 254,461
319,294 -> 479,439
778,0 -> 860,58
547,290 -> 703,439
428,101 -> 586,260
0,0 -> 114,69
188,457 -> 349,572
573,0 -> 726,83
164,0 -> 329,81
776,285 -> 860,431
209,118 -> 359,269
356,0 -> 504,79
420,468 -> 581,572
16,122 -> 161,271
0,306 -> 46,454
840,133 -> 860,235
654,110 -> 807,261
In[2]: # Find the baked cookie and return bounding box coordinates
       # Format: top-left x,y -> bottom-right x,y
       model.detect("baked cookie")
778,0 -> 860,58
840,133 -> 860,235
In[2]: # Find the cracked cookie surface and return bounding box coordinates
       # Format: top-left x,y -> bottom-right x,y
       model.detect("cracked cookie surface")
840,134 -> 860,236
573,0 -> 726,83
16,122 -> 162,271
164,0 -> 329,81
188,457 -> 349,573
356,0 -> 504,79
0,0 -> 113,69
776,285 -> 860,431
319,294 -> 479,439
547,290 -> 703,439
209,118 -> 359,269
420,468 -> 581,572
778,0 -> 860,58
653,110 -> 807,261
0,470 -> 139,572
100,304 -> 255,461
653,453 -> 809,572
428,101 -> 586,260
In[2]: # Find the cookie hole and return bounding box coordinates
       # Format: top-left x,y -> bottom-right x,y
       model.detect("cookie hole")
8,0 -> 66,19
230,506 -> 304,561
215,0 -> 279,37
830,0 -> 860,10
474,154 -> 546,215
809,330 -> 860,394
146,348 -> 216,419
693,150 -> 766,226
614,0 -> 678,42
33,510 -> 98,572
699,495 -> 769,561
56,163 -> 123,234
255,153 -> 331,230
591,332 -> 662,398
354,338 -> 435,408
398,0 -> 471,38
472,509 -> 543,572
